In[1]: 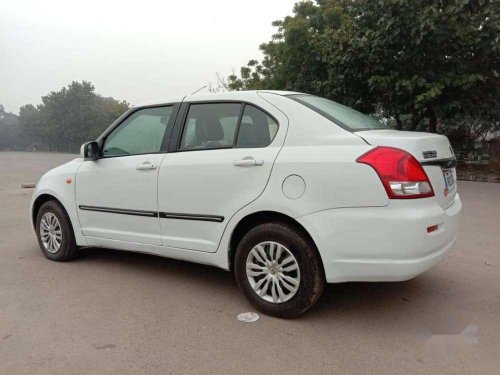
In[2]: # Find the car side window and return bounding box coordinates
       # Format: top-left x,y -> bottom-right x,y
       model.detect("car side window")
102,106 -> 173,157
236,105 -> 278,148
179,103 -> 241,150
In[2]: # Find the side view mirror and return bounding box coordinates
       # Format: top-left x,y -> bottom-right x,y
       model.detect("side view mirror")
80,141 -> 100,161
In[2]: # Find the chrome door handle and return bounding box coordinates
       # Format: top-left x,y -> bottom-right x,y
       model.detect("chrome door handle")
234,157 -> 264,167
136,161 -> 157,170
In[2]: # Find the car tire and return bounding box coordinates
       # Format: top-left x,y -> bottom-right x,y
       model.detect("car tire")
234,222 -> 325,318
35,200 -> 78,261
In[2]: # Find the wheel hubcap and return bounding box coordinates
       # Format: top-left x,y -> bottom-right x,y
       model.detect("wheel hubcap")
40,212 -> 62,254
246,241 -> 301,304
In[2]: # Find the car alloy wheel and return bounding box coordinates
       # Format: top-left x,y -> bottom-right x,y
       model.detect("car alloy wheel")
39,212 -> 63,254
246,241 -> 301,303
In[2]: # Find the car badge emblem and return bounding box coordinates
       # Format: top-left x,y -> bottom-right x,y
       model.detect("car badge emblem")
422,150 -> 438,159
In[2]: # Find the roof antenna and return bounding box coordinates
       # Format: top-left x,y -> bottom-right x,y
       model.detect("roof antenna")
191,85 -> 207,95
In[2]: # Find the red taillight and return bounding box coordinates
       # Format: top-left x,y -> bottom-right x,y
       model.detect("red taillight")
356,146 -> 435,199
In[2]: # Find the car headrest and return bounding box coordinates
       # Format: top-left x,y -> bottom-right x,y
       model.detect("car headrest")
195,118 -> 224,142
238,122 -> 260,146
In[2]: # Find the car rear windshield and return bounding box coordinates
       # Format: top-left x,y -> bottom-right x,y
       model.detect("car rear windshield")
288,94 -> 388,131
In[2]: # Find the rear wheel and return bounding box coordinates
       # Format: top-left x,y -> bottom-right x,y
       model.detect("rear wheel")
234,222 -> 325,318
36,200 -> 78,261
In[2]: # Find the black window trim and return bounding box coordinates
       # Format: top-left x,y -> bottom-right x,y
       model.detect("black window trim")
170,100 -> 280,153
232,103 -> 246,146
94,102 -> 182,160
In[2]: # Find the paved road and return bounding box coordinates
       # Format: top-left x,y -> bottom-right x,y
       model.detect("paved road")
0,151 -> 499,374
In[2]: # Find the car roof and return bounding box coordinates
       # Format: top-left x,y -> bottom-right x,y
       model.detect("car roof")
133,90 -> 305,107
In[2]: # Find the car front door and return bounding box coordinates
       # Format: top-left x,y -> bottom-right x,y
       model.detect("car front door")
157,99 -> 287,253
76,104 -> 177,245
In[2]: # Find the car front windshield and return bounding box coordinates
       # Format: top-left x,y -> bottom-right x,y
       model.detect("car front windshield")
289,94 -> 388,131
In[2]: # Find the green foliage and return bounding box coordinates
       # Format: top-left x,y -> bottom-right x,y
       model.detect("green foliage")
12,81 -> 130,152
229,0 -> 500,132
0,104 -> 21,149
441,115 -> 500,160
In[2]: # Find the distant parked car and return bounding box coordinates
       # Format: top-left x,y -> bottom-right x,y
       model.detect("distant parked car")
30,91 -> 461,317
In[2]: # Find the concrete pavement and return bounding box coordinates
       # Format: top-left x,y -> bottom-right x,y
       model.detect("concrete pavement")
0,151 -> 499,374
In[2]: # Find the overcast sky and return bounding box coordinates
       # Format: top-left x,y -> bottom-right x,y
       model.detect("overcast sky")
0,0 -> 297,113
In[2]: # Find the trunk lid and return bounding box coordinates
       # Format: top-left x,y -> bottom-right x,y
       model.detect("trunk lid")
356,130 -> 457,209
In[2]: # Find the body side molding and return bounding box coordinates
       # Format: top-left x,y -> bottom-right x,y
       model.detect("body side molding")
78,205 -> 224,222
159,212 -> 224,223
78,205 -> 157,217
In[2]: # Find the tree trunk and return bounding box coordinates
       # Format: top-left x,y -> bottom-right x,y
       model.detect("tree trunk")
428,108 -> 437,133
395,115 -> 403,130
409,115 -> 420,131
409,110 -> 426,132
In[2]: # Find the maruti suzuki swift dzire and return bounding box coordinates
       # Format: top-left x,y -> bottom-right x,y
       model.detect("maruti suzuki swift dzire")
30,91 -> 461,317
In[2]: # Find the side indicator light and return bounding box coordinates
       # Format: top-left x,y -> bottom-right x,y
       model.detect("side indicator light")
66,178 -> 72,184
427,225 -> 439,233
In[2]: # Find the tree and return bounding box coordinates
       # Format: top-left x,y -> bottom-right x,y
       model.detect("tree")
17,81 -> 129,152
208,73 -> 231,93
441,114 -> 500,160
0,104 -> 21,150
229,0 -> 500,133
19,104 -> 43,149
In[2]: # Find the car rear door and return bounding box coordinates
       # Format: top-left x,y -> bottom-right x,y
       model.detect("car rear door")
157,98 -> 287,253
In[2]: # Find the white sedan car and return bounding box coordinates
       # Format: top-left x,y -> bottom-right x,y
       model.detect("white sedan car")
30,91 -> 461,317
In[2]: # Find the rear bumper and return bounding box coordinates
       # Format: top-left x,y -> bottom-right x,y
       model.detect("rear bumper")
297,194 -> 462,283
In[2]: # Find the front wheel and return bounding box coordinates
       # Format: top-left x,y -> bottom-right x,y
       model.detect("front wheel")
234,222 -> 325,318
36,200 -> 78,261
